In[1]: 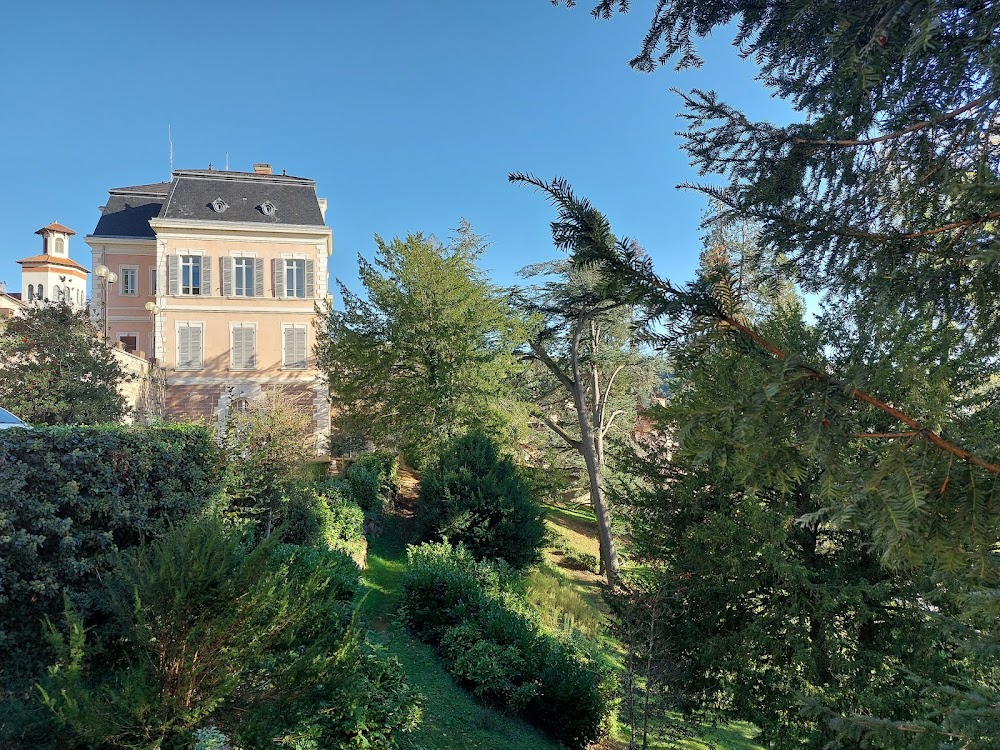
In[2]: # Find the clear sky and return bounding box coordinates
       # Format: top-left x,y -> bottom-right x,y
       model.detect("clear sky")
0,1 -> 793,300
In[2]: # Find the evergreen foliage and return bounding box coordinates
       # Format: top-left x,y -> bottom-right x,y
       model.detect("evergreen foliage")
316,222 -> 527,468
35,518 -> 420,750
553,0 -> 1000,575
611,300 -> 977,749
400,542 -> 607,748
416,432 -> 547,569
0,302 -> 129,425
0,424 -> 224,692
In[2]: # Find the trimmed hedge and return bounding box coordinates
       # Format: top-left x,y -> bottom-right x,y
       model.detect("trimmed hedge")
400,542 -> 607,748
0,424 -> 224,688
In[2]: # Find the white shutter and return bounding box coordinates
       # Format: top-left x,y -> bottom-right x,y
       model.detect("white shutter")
200,256 -> 212,295
245,326 -> 256,369
191,326 -> 204,369
232,325 -> 256,369
254,258 -> 264,297
222,257 -> 234,296
168,255 -> 179,295
232,326 -> 243,369
305,260 -> 316,298
178,326 -> 190,368
273,259 -> 285,298
283,325 -> 307,369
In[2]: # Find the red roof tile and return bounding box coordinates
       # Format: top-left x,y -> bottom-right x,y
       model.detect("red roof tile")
35,222 -> 76,236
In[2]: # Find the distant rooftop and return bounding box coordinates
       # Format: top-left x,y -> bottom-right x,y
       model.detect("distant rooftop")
91,168 -> 325,238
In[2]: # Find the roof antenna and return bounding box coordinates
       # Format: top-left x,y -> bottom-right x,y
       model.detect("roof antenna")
168,125 -> 174,176
225,150 -> 229,171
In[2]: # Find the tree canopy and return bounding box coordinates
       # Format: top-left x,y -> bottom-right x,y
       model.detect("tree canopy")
0,303 -> 129,425
316,223 -> 525,467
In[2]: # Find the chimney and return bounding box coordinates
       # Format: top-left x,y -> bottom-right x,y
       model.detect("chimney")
253,163 -> 273,175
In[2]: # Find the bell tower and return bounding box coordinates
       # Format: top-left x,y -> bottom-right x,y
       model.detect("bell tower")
17,222 -> 90,310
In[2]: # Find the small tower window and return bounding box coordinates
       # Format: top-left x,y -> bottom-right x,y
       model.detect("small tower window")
38,284 -> 44,300
27,284 -> 34,300
54,237 -> 65,255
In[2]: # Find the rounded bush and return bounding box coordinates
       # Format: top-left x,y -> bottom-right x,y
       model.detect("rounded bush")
416,432 -> 546,569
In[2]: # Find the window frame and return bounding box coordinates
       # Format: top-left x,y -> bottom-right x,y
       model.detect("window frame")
175,321 -> 205,371
119,265 -> 139,296
281,323 -> 309,370
229,322 -> 257,371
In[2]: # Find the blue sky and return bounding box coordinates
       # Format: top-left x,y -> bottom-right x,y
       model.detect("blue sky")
0,1 -> 793,299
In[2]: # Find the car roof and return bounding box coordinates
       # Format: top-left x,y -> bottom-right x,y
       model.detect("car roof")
0,407 -> 26,425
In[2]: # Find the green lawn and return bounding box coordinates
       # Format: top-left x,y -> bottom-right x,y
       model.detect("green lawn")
357,507 -> 763,750
358,515 -> 561,750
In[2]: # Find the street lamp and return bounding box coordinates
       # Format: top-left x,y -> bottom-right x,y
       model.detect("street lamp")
94,264 -> 117,339
144,301 -> 160,363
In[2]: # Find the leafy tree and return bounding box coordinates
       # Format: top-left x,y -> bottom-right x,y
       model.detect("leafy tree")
417,431 -> 546,569
0,302 -> 129,424
316,222 -> 526,468
218,387 -> 313,536
511,176 -> 659,585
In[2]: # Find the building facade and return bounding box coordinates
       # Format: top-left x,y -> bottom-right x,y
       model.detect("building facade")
16,222 -> 89,311
85,165 -> 333,450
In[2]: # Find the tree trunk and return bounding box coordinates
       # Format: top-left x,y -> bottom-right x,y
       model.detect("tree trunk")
571,315 -> 621,586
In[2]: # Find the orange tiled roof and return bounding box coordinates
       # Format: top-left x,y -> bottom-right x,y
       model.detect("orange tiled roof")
35,222 -> 76,236
16,254 -> 89,271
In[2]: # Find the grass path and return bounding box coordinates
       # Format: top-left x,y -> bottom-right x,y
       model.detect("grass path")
357,471 -> 560,750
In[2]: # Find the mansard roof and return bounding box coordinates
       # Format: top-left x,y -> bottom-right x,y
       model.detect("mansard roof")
159,170 -> 325,227
90,170 -> 325,238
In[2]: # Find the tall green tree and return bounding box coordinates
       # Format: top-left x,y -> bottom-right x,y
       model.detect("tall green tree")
511,176 -> 659,585
553,0 -> 1000,569
316,222 -> 525,468
0,302 -> 129,425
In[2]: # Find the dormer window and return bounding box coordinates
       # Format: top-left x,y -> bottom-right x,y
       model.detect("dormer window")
211,198 -> 229,213
259,200 -> 276,216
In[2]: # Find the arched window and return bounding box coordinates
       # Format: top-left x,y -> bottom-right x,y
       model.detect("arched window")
54,237 -> 65,255
27,284 -> 33,300
38,284 -> 44,300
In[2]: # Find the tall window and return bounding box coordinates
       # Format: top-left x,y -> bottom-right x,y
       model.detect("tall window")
282,324 -> 308,369
27,284 -> 33,300
176,323 -> 204,370
234,258 -> 254,296
285,259 -> 305,297
120,267 -> 138,295
231,324 -> 256,370
150,268 -> 157,295
181,256 -> 202,295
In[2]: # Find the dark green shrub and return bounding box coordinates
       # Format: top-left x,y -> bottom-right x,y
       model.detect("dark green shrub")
400,541 -> 511,645
352,450 -> 399,496
36,518 -> 419,750
346,463 -> 378,510
416,432 -> 546,569
400,542 -> 605,748
281,483 -> 365,555
0,424 -> 224,691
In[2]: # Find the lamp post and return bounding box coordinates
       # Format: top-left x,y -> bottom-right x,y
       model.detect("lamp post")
144,301 -> 160,363
94,264 -> 117,339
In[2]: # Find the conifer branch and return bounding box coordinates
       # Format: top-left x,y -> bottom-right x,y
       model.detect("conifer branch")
792,95 -> 996,147
642,270 -> 1000,476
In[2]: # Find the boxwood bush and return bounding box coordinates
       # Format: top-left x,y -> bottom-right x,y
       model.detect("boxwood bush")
400,542 -> 606,748
0,424 -> 224,690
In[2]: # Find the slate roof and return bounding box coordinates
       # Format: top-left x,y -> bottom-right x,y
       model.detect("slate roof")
159,170 -> 325,226
91,182 -> 171,238
90,171 -> 325,238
